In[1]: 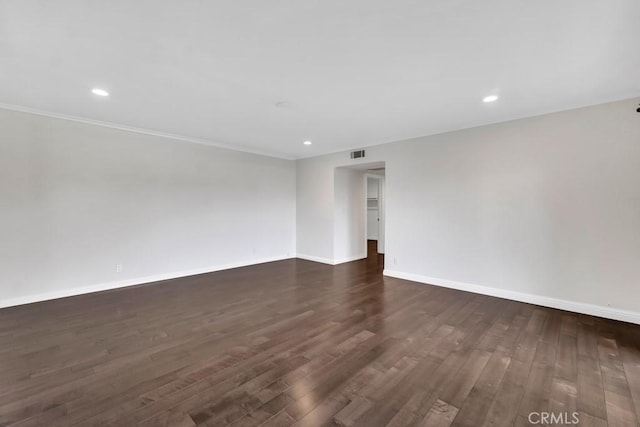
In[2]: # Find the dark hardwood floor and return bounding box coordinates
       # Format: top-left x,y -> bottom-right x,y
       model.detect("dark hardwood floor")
1,243 -> 639,426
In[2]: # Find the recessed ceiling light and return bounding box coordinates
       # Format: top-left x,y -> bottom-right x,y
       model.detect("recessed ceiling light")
303,140 -> 312,145
91,88 -> 109,97
483,95 -> 498,103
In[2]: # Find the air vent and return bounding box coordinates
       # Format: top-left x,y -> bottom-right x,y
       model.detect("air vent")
350,149 -> 365,159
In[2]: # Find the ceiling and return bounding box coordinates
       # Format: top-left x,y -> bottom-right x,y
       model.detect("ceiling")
1,1 -> 639,159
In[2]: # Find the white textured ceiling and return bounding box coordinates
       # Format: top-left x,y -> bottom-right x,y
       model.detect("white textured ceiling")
1,1 -> 639,159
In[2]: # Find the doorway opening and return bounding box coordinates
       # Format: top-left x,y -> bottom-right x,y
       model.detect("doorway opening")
333,161 -> 385,269
366,169 -> 385,266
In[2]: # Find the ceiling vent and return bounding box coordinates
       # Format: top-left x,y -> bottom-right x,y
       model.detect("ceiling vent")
350,149 -> 365,159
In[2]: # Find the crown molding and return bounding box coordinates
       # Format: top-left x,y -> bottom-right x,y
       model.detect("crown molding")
0,103 -> 294,160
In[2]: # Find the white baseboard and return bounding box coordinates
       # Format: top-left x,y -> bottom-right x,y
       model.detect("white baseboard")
333,254 -> 367,265
296,253 -> 367,265
383,269 -> 640,325
0,255 -> 293,309
296,254 -> 336,265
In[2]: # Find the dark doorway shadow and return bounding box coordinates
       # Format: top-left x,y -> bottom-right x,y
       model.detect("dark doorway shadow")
366,239 -> 384,274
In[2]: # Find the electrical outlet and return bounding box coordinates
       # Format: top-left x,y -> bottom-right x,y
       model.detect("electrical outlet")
252,247 -> 257,255
393,257 -> 398,265
116,263 -> 123,273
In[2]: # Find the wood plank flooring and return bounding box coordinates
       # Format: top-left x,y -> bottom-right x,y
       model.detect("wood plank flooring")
1,245 -> 639,426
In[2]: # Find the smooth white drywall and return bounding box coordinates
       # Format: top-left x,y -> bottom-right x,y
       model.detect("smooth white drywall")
3,97 -> 640,324
296,97 -> 640,319
0,108 -> 296,305
333,168 -> 366,263
367,210 -> 379,240
295,159 -> 334,262
376,176 -> 385,254
367,177 -> 379,199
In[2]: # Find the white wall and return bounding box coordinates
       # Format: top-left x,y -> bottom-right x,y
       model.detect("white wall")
296,97 -> 640,323
3,98 -> 640,324
334,168 -> 366,263
367,177 -> 379,199
367,211 -> 379,240
0,108 -> 296,307
375,176 -> 385,253
295,159 -> 335,263
367,177 -> 380,241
